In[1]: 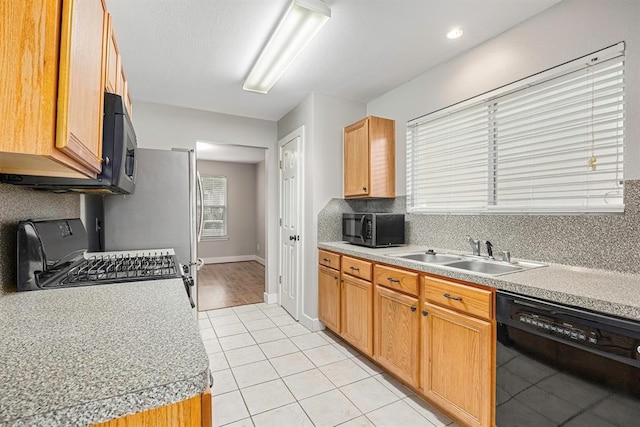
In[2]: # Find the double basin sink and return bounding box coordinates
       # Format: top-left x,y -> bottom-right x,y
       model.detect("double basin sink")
391,251 -> 545,276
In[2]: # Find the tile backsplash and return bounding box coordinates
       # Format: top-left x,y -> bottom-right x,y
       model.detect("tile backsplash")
318,180 -> 640,275
0,185 -> 79,295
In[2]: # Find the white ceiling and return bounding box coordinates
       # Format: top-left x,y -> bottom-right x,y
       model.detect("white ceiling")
107,0 -> 561,122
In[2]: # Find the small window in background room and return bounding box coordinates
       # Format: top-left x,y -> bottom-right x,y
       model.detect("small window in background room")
407,42 -> 625,214
201,176 -> 227,238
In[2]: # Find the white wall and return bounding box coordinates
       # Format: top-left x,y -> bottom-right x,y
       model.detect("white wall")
197,160 -> 257,261
278,93 -> 366,326
131,101 -> 279,296
256,160 -> 266,262
368,0 -> 640,194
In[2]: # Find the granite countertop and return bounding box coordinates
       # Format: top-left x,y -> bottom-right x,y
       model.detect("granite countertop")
319,241 -> 640,321
0,279 -> 210,427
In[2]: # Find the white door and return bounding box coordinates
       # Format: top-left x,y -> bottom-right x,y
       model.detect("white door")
279,130 -> 303,320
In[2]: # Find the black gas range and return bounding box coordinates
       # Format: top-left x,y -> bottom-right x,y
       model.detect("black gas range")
17,218 -> 194,307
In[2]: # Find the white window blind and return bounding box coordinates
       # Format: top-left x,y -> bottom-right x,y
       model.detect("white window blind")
201,176 -> 227,238
407,43 -> 625,214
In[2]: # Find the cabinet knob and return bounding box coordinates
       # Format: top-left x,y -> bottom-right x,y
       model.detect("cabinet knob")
387,277 -> 400,283
362,186 -> 367,191
350,266 -> 360,271
422,310 -> 428,316
323,258 -> 330,262
410,306 -> 417,312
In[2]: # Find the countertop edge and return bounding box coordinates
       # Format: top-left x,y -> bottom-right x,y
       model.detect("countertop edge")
5,369 -> 210,427
319,242 -> 640,321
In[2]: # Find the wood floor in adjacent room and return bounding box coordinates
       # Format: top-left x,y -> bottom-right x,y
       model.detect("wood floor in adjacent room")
197,261 -> 265,311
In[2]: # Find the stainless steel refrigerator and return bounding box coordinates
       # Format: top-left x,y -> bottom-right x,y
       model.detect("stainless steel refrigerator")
84,148 -> 202,307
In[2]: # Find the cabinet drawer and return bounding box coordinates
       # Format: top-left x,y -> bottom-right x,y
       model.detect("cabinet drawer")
319,250 -> 340,270
342,256 -> 372,281
374,265 -> 419,297
423,276 -> 492,320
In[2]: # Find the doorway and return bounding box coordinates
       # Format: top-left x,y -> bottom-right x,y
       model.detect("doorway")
195,142 -> 268,311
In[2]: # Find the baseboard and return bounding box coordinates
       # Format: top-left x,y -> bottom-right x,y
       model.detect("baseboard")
263,292 -> 278,304
255,256 -> 266,266
300,312 -> 323,332
202,255 -> 257,264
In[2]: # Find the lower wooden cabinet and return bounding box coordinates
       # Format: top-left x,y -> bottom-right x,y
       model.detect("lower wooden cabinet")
93,389 -> 212,426
341,274 -> 373,356
421,303 -> 492,427
374,285 -> 420,387
318,265 -> 341,333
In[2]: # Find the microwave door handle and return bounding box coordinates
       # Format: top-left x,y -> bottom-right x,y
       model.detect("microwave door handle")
359,215 -> 366,243
196,171 -> 204,243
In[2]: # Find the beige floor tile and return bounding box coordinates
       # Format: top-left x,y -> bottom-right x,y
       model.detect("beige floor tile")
374,373 -> 415,398
299,389 -> 362,427
211,369 -> 238,396
252,402 -> 314,427
240,378 -> 296,415
271,314 -> 297,326
208,351 -> 230,372
219,333 -> 257,351
207,307 -> 236,318
233,304 -> 261,313
221,418 -> 253,427
290,332 -> 330,350
200,327 -> 216,341
243,318 -> 276,332
320,358 -> 371,387
365,400 -> 431,427
250,327 -> 287,344
231,360 -> 279,388
210,314 -> 242,327
203,338 -> 222,354
340,377 -> 399,413
258,338 -> 299,359
260,306 -> 289,318
337,415 -> 375,426
332,341 -> 361,358
352,356 -> 383,375
269,351 -> 315,377
282,368 -> 336,400
199,318 -> 213,329
225,344 -> 266,368
280,323 -> 312,337
404,395 -> 454,426
212,390 -> 249,427
214,322 -> 248,338
238,310 -> 268,322
304,344 -> 348,367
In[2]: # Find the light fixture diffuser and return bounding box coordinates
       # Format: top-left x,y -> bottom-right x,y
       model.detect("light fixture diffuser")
243,0 -> 331,94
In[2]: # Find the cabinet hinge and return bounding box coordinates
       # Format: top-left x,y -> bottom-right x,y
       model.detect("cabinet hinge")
279,218 -> 282,226
279,160 -> 283,169
279,275 -> 282,284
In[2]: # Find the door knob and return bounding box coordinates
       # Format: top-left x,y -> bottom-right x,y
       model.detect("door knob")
289,235 -> 295,241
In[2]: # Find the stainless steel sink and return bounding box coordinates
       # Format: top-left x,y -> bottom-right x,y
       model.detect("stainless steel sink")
396,253 -> 464,264
443,259 -> 523,275
391,251 -> 545,276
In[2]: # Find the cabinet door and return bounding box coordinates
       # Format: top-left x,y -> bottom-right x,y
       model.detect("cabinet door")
105,14 -> 120,94
56,0 -> 107,175
318,265 -> 341,333
374,285 -> 420,386
422,302 -> 493,427
341,275 -> 373,356
344,118 -> 369,197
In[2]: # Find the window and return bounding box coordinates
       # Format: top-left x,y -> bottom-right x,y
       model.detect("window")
407,43 -> 625,214
201,176 -> 227,238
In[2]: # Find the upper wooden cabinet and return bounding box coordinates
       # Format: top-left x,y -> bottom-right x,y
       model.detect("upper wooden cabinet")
343,116 -> 395,198
0,0 -> 129,179
56,0 -> 107,175
105,14 -> 120,94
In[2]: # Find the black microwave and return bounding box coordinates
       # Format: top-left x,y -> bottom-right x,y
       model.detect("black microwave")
342,213 -> 405,248
0,93 -> 136,194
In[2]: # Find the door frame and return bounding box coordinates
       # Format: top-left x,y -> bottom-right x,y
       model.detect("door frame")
277,126 -> 305,320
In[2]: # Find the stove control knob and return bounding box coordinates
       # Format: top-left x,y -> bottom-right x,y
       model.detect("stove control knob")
637,345 -> 640,354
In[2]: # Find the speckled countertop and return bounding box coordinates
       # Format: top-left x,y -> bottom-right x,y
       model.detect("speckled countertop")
319,242 -> 640,322
0,279 -> 210,427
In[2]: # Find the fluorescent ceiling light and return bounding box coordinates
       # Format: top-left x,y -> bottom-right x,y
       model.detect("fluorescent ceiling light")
243,0 -> 331,94
447,27 -> 463,39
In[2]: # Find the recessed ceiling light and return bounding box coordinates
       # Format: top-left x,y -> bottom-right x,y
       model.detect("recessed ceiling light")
447,28 -> 463,39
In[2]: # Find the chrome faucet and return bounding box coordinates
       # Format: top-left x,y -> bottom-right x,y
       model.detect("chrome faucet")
465,235 -> 481,256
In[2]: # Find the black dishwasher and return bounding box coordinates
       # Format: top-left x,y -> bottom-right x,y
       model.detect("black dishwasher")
496,291 -> 640,426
